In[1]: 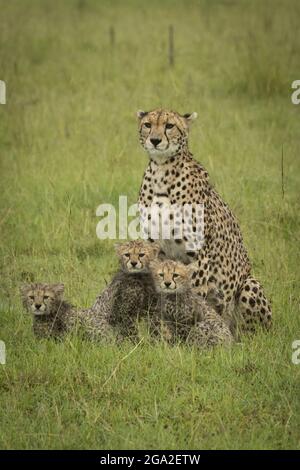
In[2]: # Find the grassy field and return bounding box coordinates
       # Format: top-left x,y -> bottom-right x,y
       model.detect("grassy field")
1,0 -> 300,450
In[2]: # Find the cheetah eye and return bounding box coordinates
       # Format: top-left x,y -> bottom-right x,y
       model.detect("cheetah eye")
43,295 -> 49,300
139,253 -> 145,258
124,253 -> 130,257
173,273 -> 179,278
166,123 -> 174,129
159,273 -> 164,278
144,122 -> 151,129
29,295 -> 35,300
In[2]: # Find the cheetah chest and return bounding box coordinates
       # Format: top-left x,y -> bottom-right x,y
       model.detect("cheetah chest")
146,167 -> 192,263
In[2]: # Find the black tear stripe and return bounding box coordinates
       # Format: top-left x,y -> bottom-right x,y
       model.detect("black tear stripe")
164,128 -> 170,146
175,124 -> 183,136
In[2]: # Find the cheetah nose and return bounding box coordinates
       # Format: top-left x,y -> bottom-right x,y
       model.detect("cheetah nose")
131,261 -> 138,267
35,304 -> 42,310
164,282 -> 172,288
150,138 -> 162,147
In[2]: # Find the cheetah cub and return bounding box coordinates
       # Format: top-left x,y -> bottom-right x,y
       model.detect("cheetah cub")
20,283 -> 84,339
149,260 -> 234,348
90,240 -> 160,340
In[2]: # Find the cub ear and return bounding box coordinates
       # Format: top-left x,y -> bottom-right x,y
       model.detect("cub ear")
114,242 -> 123,254
137,110 -> 148,119
52,283 -> 64,297
20,284 -> 31,297
183,112 -> 198,124
149,259 -> 161,272
114,242 -> 129,255
150,241 -> 161,258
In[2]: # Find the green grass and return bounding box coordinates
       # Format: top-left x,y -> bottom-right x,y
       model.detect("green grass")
0,0 -> 300,450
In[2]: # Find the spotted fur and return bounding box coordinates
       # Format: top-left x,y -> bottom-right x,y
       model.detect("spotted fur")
20,242 -> 160,342
115,239 -> 160,273
20,283 -> 86,339
137,108 -> 272,332
90,240 -> 159,341
149,259 -> 233,347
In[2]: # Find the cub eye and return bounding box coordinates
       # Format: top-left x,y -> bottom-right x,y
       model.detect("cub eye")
139,253 -> 145,258
166,123 -> 174,129
173,273 -> 179,278
43,295 -> 49,300
29,295 -> 35,300
144,122 -> 151,128
159,273 -> 164,278
124,253 -> 130,257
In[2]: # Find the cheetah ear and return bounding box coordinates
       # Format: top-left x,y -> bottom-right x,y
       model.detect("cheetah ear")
183,112 -> 198,124
150,242 -> 161,258
137,110 -> 148,120
149,259 -> 160,272
114,243 -> 125,255
20,284 -> 31,297
114,242 -> 123,254
52,283 -> 64,297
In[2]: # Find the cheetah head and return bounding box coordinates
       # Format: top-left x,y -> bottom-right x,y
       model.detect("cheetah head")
115,240 -> 160,274
20,283 -> 64,316
150,259 -> 195,294
137,108 -> 197,162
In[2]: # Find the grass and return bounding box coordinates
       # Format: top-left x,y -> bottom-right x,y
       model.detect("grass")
0,0 -> 300,450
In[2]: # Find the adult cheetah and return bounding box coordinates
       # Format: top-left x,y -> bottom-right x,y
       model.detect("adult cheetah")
137,108 -> 272,332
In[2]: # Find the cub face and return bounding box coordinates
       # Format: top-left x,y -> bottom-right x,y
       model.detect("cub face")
137,108 -> 197,160
115,240 -> 160,273
20,283 -> 64,315
150,259 -> 194,294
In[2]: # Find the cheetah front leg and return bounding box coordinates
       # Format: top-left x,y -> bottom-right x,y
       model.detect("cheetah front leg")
190,247 -> 211,299
186,315 -> 234,348
190,247 -> 235,322
236,276 -> 272,333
